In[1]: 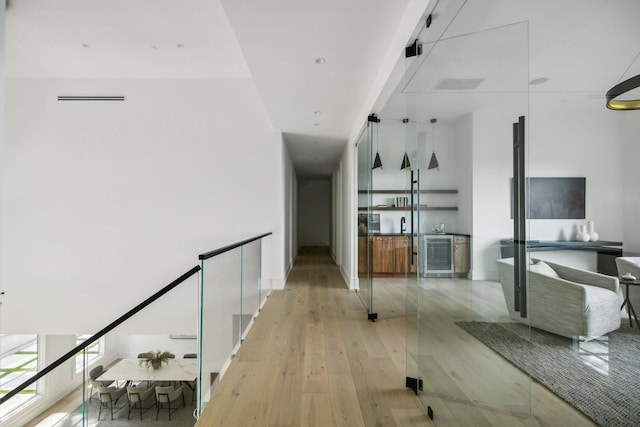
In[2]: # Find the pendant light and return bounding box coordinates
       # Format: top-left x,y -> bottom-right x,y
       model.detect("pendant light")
400,153 -> 411,170
371,116 -> 383,170
428,118 -> 439,170
606,74 -> 640,110
400,118 -> 411,170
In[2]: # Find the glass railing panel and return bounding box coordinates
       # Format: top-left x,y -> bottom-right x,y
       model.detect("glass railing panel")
1,233 -> 270,426
199,247 -> 242,411
241,240 -> 262,339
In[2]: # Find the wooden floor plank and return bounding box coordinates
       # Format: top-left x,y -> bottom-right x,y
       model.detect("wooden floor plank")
196,246 -> 430,427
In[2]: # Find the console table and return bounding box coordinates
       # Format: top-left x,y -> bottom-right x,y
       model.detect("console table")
499,239 -> 623,276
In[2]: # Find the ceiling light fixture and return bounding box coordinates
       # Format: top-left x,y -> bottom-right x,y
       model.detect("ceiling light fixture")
428,118 -> 439,170
369,114 -> 383,170
315,57 -> 326,64
401,118 -> 411,171
606,74 -> 640,110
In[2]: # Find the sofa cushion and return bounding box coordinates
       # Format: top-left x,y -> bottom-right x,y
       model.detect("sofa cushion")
529,260 -> 559,278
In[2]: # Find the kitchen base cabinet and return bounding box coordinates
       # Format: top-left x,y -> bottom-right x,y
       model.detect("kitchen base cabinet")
372,235 -> 412,276
453,235 -> 470,277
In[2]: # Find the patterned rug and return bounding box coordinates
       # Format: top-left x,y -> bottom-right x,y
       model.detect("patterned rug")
456,321 -> 640,427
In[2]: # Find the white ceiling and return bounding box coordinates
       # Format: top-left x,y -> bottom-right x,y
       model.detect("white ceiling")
5,0 -> 640,178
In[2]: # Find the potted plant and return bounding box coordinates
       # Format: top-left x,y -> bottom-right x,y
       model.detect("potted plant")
139,350 -> 173,369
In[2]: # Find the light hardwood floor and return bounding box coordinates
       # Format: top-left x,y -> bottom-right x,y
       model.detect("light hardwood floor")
196,246 -> 432,427
25,247 -> 598,427
371,275 -> 597,426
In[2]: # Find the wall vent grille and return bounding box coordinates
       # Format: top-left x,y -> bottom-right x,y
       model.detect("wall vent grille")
433,78 -> 485,90
57,96 -> 126,102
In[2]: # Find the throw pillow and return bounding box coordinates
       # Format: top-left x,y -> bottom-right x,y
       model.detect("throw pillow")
528,260 -> 560,278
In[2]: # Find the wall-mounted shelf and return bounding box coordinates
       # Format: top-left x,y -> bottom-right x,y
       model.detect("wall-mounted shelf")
358,206 -> 458,211
358,188 -> 458,211
358,189 -> 458,194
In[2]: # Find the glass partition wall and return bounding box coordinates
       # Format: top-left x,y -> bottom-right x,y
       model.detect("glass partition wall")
392,10 -> 533,424
0,234 -> 270,426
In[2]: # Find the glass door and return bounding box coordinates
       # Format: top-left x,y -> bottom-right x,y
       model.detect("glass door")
402,10 -> 532,424
356,123 -> 373,317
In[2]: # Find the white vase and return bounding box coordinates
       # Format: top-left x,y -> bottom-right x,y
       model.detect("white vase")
576,224 -> 590,242
587,220 -> 599,241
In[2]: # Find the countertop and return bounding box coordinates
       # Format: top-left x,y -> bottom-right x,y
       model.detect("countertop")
359,232 -> 471,237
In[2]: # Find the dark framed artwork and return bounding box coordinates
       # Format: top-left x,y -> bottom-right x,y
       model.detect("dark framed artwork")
511,177 -> 585,219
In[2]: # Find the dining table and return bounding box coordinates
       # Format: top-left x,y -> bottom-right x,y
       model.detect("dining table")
97,358 -> 198,383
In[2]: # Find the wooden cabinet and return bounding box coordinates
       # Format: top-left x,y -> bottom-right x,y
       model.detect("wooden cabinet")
372,236 -> 395,273
372,235 -> 412,275
453,235 -> 470,277
358,236 -> 368,278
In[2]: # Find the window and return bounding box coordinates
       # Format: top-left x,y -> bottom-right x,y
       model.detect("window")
75,335 -> 103,373
0,335 -> 39,418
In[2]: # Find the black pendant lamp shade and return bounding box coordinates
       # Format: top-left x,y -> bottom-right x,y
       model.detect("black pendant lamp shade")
428,152 -> 439,170
606,74 -> 640,110
428,118 -> 440,170
372,151 -> 383,169
401,153 -> 411,170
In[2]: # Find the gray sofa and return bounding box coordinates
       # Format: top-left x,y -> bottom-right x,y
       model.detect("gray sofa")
496,257 -> 622,338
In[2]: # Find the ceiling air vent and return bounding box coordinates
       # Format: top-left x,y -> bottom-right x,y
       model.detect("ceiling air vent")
57,95 -> 126,102
433,78 -> 485,90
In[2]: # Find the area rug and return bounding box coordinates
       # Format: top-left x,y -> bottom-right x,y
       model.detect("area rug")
456,321 -> 640,427
51,395 -> 196,427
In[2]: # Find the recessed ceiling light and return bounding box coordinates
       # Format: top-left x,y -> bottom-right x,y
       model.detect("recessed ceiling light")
81,43 -> 91,48
315,57 -> 326,64
529,77 -> 549,86
314,110 -> 321,115
177,44 -> 185,49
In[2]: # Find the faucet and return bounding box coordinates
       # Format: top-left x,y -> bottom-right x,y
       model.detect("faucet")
400,217 -> 406,234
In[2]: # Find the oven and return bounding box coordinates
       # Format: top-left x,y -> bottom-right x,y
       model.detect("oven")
421,235 -> 454,276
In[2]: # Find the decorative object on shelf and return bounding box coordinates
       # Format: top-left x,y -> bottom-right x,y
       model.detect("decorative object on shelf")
605,73 -> 640,110
139,350 -> 173,369
575,224 -> 590,242
587,220 -> 599,241
428,118 -> 439,170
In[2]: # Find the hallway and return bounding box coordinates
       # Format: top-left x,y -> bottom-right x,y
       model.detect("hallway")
196,246 -> 430,426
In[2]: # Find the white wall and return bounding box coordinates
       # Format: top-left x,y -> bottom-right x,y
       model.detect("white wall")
469,98 -> 627,279
282,141 -> 297,282
621,112 -> 640,253
340,143 -> 356,289
298,179 -> 331,246
2,77 -> 285,333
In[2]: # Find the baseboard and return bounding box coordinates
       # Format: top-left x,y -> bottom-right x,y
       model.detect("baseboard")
469,269 -> 498,281
340,264 -> 357,290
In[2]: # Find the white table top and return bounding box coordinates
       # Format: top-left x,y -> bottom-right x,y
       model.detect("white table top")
97,358 -> 198,382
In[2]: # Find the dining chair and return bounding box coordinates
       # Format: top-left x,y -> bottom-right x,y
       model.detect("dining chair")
137,352 -> 153,358
97,385 -> 127,420
88,365 -> 113,403
126,385 -> 156,420
183,353 -> 197,358
155,385 -> 185,420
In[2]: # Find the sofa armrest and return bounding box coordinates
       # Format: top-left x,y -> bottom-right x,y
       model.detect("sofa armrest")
544,260 -> 619,294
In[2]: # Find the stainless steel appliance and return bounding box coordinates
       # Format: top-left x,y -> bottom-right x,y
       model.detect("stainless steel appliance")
421,234 -> 454,276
